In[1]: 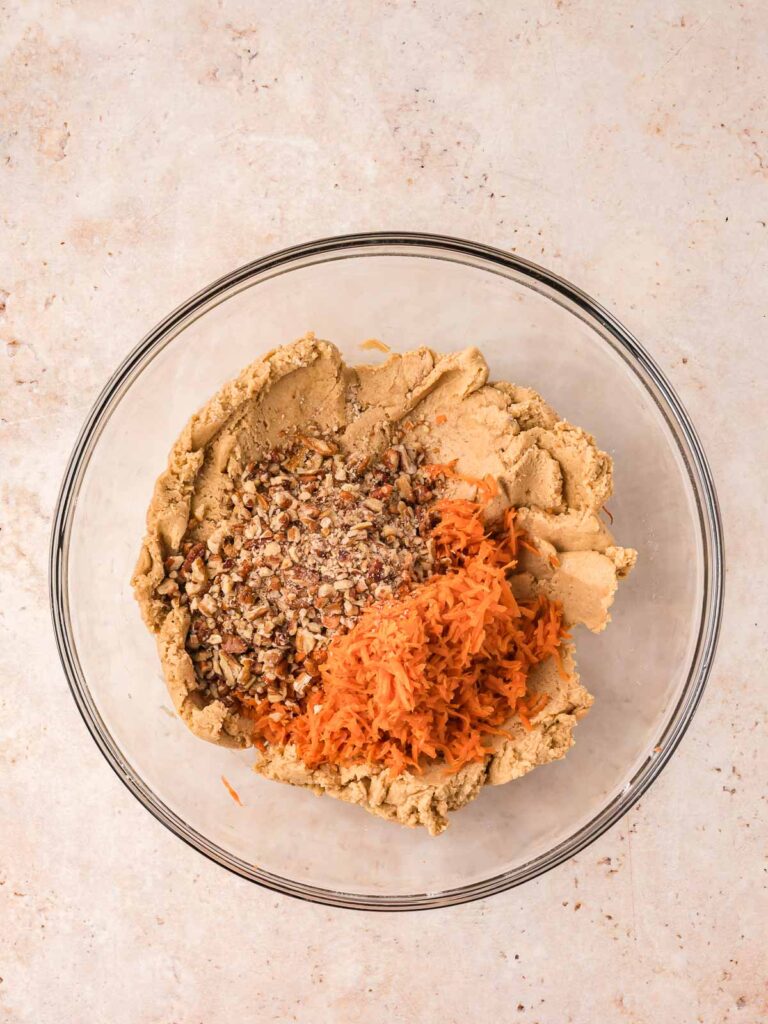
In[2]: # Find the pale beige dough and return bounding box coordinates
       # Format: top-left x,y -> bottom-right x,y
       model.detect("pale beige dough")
133,335 -> 636,833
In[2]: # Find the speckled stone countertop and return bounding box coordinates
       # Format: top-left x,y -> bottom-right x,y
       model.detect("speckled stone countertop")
1,2 -> 766,1022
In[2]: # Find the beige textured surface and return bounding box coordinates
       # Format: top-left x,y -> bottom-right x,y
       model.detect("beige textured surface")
1,2 -> 766,1022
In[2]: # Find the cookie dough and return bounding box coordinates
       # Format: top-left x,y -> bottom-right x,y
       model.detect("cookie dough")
133,336 -> 636,833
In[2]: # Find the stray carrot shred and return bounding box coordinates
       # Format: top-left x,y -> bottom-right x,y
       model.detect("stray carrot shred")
425,460 -> 499,503
221,775 -> 243,806
244,464 -> 568,777
435,414 -> 448,425
360,338 -> 391,353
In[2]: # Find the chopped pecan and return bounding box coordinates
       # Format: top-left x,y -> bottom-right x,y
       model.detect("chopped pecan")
179,542 -> 205,577
222,634 -> 248,655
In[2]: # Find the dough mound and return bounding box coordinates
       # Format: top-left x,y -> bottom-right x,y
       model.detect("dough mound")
133,336 -> 636,832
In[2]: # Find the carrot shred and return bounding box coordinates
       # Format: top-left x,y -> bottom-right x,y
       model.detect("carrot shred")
221,775 -> 243,806
424,460 -> 499,503
435,414 -> 448,425
245,464 -> 568,777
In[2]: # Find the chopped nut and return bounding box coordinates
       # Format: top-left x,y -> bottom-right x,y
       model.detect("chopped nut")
300,435 -> 339,456
220,652 -> 238,684
395,444 -> 416,473
396,474 -> 414,501
349,521 -> 372,534
296,628 -> 316,655
180,542 -> 205,577
294,672 -> 313,694
383,448 -> 400,471
222,634 -> 247,655
190,557 -> 207,581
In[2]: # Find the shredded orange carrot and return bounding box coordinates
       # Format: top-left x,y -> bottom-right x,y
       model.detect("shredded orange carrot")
245,467 -> 568,778
360,338 -> 391,353
435,413 -> 448,425
221,775 -> 243,805
424,460 -> 499,503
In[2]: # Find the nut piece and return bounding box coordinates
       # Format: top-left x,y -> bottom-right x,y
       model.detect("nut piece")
396,474 -> 414,501
273,491 -> 292,510
300,435 -> 339,456
222,634 -> 247,655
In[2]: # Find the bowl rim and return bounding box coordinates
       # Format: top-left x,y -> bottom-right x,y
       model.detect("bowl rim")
49,231 -> 724,911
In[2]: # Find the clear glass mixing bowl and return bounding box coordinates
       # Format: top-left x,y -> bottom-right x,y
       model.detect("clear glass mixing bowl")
50,233 -> 723,910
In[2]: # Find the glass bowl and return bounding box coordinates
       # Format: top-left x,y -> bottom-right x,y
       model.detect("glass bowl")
50,233 -> 723,910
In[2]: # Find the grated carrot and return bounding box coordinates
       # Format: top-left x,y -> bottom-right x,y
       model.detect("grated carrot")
221,775 -> 243,806
245,465 -> 568,776
424,460 -> 499,503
